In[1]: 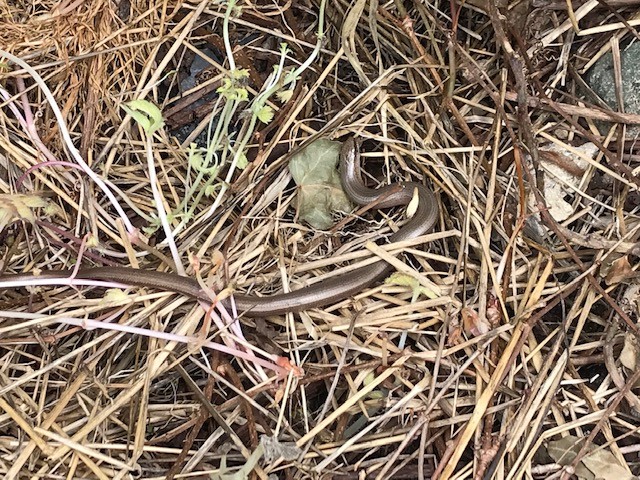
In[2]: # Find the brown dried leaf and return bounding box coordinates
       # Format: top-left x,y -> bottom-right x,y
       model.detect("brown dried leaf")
487,294 -> 502,327
462,307 -> 491,336
581,448 -> 636,480
605,256 -> 636,285
620,331 -> 640,371
546,435 -> 636,480
546,436 -> 594,480
447,316 -> 462,346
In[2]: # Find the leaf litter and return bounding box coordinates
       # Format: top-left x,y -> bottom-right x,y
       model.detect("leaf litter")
0,0 -> 640,478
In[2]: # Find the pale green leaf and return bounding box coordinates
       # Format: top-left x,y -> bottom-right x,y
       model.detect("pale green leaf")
205,185 -> 218,197
86,234 -> 100,248
230,68 -> 250,80
187,143 -> 204,168
236,152 -> 248,169
0,194 -> 47,233
363,371 -> 376,386
103,289 -> 132,302
123,99 -> 164,134
43,202 -> 60,216
276,89 -> 294,103
385,272 -> 438,302
256,105 -> 274,124
216,69 -> 250,101
14,203 -> 37,222
289,139 -> 351,230
20,195 -> 48,208
142,224 -> 158,237
216,81 -> 248,101
188,143 -> 219,175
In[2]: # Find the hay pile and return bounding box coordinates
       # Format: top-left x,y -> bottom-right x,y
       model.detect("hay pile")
1,0 -> 639,478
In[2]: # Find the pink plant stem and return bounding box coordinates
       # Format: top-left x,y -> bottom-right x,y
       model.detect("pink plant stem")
15,160 -> 83,190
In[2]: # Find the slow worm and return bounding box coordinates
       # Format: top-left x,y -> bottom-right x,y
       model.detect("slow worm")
1,138 -> 438,316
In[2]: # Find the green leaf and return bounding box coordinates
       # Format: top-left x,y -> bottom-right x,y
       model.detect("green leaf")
122,99 -> 164,134
236,152 -> 248,169
276,89 -> 294,103
230,68 -> 250,80
385,272 -> 438,303
204,185 -> 218,197
216,82 -> 248,101
187,144 -> 204,168
216,69 -> 250,101
103,289 -> 131,302
0,194 -> 47,233
142,225 -> 157,237
255,105 -> 274,124
363,371 -> 376,386
289,139 -> 351,230
187,143 -> 219,175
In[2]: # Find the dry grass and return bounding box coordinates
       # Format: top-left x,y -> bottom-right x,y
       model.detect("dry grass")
1,0 -> 640,478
